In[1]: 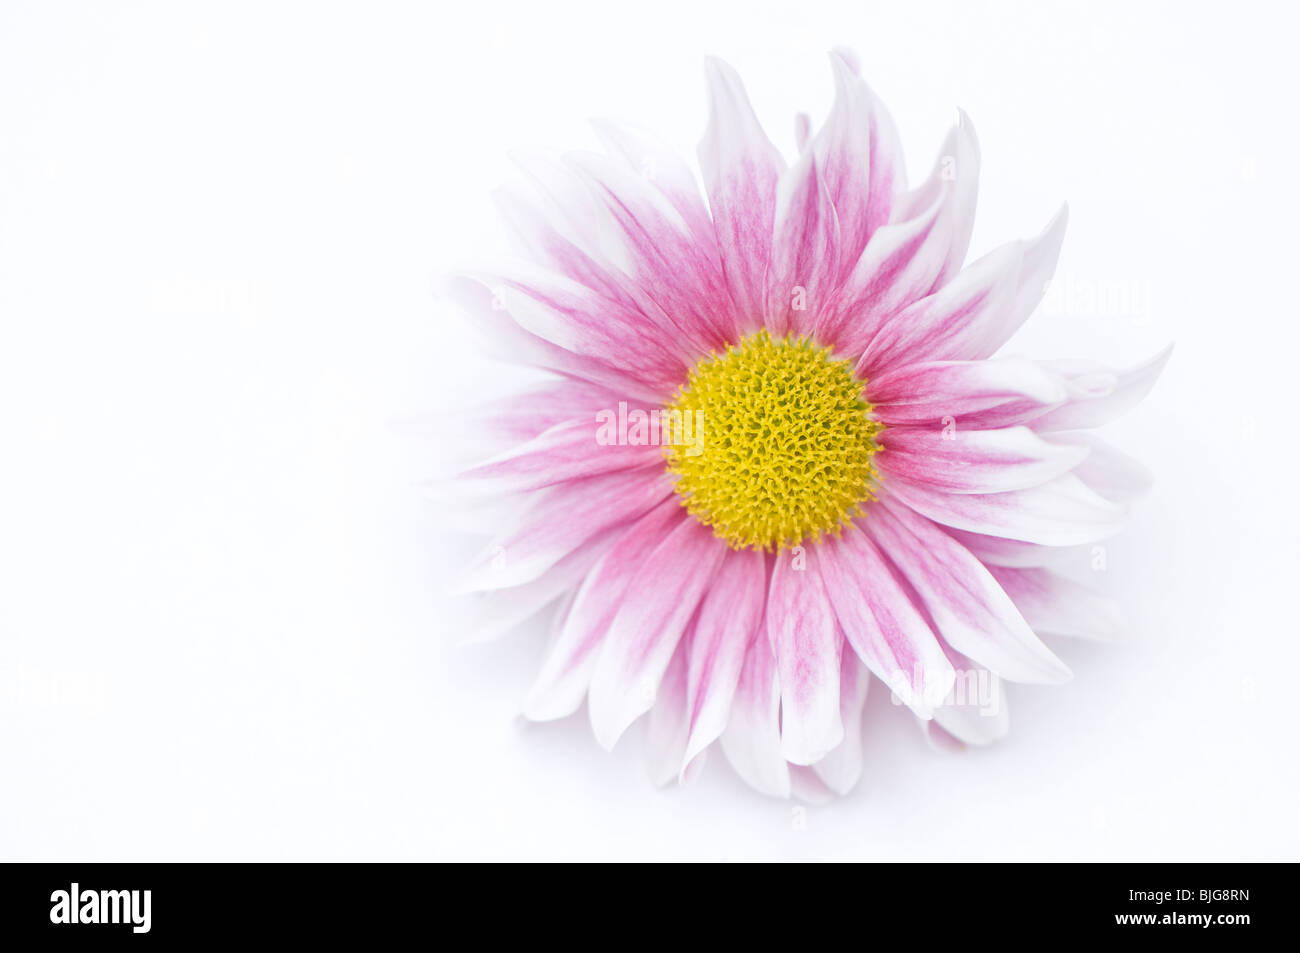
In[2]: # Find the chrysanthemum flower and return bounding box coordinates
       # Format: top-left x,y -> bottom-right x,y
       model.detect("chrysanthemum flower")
446,50 -> 1168,799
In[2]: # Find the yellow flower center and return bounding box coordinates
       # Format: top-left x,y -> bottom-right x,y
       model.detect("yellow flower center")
664,330 -> 883,551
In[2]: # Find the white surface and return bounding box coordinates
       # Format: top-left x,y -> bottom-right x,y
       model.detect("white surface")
2,0 -> 1296,861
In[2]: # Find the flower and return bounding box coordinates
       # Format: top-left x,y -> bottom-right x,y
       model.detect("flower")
446,49 -> 1168,799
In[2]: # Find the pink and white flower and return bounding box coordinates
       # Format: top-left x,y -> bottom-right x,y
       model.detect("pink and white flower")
446,50 -> 1168,798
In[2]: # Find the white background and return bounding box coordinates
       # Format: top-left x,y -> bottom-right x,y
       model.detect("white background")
2,0 -> 1297,860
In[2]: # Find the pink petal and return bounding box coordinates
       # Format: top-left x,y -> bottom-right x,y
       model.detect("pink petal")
443,274 -> 667,404
987,565 -> 1127,641
766,147 -> 840,338
813,115 -> 978,357
812,643 -> 872,795
819,522 -> 955,717
942,526 -> 1072,569
811,50 -> 903,275
858,207 -> 1068,374
720,632 -> 790,797
876,425 -> 1089,493
864,357 -> 1069,429
463,522 -> 623,644
590,118 -> 718,254
767,548 -> 845,764
482,264 -> 692,395
698,57 -> 785,335
864,498 -> 1072,683
461,417 -> 663,496
884,472 -> 1128,546
459,466 -> 673,591
566,151 -> 733,350
588,516 -> 727,750
682,548 -> 768,773
521,497 -> 685,720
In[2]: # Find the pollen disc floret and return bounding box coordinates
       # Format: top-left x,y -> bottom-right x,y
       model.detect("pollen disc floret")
665,330 -> 884,551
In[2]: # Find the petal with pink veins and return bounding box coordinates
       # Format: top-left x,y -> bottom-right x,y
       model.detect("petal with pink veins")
864,499 -> 1072,684
864,357 -> 1069,430
876,425 -> 1090,494
814,128 -> 977,360
885,472 -> 1128,547
461,417 -> 664,496
565,151 -> 733,350
819,523 -> 955,717
988,565 -> 1127,641
459,466 -> 673,592
766,147 -> 840,338
858,207 -> 1068,374
811,50 -> 904,276
681,548 -> 768,774
698,57 -> 786,335
588,516 -> 727,750
522,497 -> 686,720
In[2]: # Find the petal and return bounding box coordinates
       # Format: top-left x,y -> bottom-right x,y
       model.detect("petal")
812,643 -> 872,795
462,522 -> 622,644
482,264 -> 692,394
932,654 -> 1010,746
942,526 -> 1074,569
588,516 -> 727,750
682,548 -> 768,772
1045,432 -> 1154,503
819,522 -> 955,717
885,472 -> 1128,546
987,565 -> 1127,641
442,274 -> 664,403
1031,345 -> 1172,431
876,425 -> 1089,494
720,631 -> 790,797
565,151 -> 733,350
864,357 -> 1069,430
698,57 -> 785,334
811,50 -> 903,273
767,547 -> 845,764
461,417 -> 663,496
645,635 -> 691,786
858,207 -> 1068,374
863,498 -> 1072,683
814,115 -> 979,357
521,497 -> 684,720
458,466 -> 673,591
889,110 -> 981,285
790,765 -> 837,805
590,117 -> 717,252
766,147 -> 840,337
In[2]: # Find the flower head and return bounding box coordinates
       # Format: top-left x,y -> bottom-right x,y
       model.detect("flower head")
448,50 -> 1168,798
